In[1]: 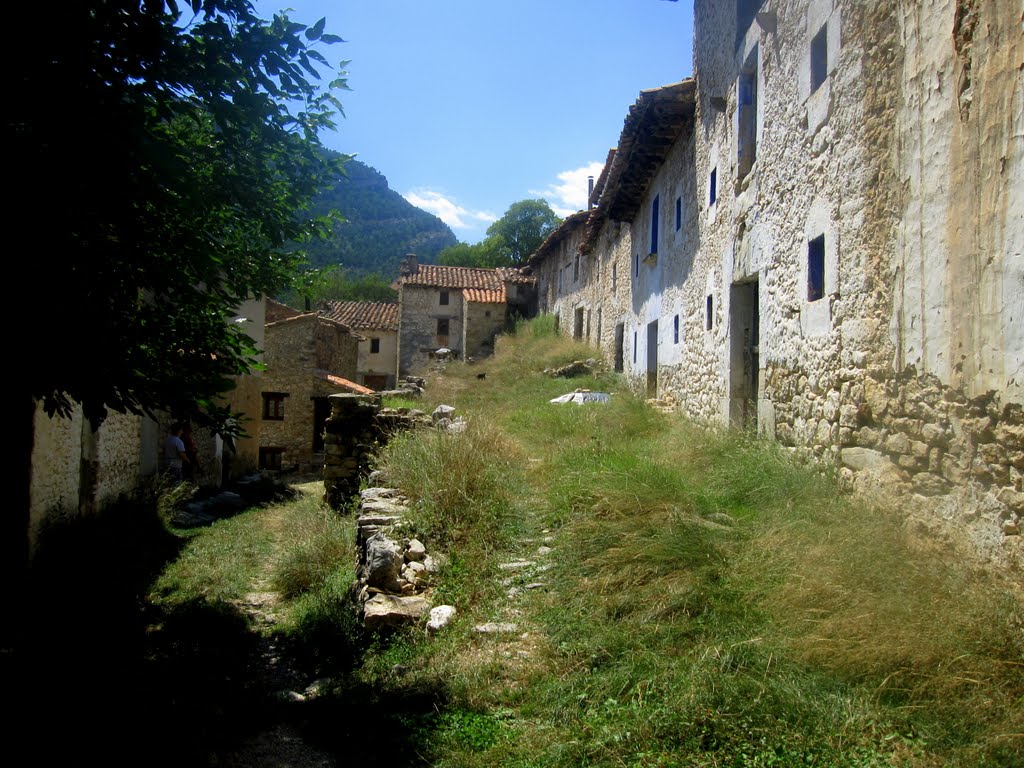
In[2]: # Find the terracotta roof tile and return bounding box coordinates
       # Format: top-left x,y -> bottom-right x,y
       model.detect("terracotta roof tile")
266,311 -> 365,341
464,288 -> 506,303
582,79 -> 696,251
320,301 -> 400,331
399,263 -> 535,291
315,371 -> 374,395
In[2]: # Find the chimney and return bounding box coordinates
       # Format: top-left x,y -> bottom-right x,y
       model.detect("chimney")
587,176 -> 595,210
399,253 -> 418,277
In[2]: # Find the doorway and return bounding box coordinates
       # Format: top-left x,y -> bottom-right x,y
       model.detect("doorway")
729,281 -> 759,429
613,323 -> 624,372
646,319 -> 659,398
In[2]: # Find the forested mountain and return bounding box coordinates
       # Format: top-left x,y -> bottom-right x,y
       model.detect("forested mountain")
302,155 -> 457,277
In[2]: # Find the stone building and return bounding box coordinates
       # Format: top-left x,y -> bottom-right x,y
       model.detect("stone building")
29,297 -> 267,548
395,256 -> 537,376
320,300 -> 400,390
260,300 -> 369,474
527,0 -> 1023,561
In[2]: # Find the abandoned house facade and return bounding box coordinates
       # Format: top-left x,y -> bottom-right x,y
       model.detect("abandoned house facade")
396,256 -> 537,376
321,300 -> 401,391
528,0 -> 1022,559
29,297 -> 267,550
260,299 -> 370,475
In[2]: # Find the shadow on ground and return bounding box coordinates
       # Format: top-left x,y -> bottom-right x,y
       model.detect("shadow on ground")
4,491 -> 446,768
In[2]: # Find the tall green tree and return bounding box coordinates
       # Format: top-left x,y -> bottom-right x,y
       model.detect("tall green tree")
437,199 -> 562,268
7,0 -> 349,639
436,237 -> 509,268
485,199 -> 562,264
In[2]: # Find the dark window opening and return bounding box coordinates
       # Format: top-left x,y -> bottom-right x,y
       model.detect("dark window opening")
634,253 -> 640,278
811,25 -> 828,93
370,337 -> 381,354
573,254 -> 580,281
738,51 -> 758,180
259,447 -> 284,470
710,168 -> 718,205
439,290 -> 449,306
675,197 -> 682,231
312,397 -> 331,452
650,194 -> 660,254
674,314 -> 680,344
262,392 -> 287,421
808,235 -> 826,302
706,295 -> 714,331
633,331 -> 637,364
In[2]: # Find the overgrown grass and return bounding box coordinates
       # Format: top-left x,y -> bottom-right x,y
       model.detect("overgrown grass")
375,317 -> 1023,767
95,316 -> 1022,767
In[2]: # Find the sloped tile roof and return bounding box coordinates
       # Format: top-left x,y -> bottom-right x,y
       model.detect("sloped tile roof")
399,263 -> 535,290
582,79 -> 696,251
266,310 -> 365,341
526,209 -> 592,268
464,288 -> 506,304
266,297 -> 304,323
400,264 -> 504,290
496,267 -> 537,284
320,301 -> 400,331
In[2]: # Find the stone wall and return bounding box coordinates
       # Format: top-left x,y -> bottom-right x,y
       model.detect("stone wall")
528,0 -> 1022,563
357,329 -> 398,389
463,298 -> 507,360
399,285 -> 464,376
29,404 -> 146,551
262,314 -> 361,474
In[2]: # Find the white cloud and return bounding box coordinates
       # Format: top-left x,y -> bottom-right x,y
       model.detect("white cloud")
404,189 -> 497,230
532,161 -> 607,218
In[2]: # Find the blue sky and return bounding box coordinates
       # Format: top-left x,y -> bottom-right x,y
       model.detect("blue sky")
254,1 -> 695,244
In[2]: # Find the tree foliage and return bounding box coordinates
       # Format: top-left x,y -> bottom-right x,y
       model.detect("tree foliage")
10,0 -> 350,433
485,199 -> 562,264
437,199 -> 562,268
279,265 -> 398,307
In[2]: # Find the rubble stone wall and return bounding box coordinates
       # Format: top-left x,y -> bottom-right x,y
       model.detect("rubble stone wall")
399,285 -> 464,376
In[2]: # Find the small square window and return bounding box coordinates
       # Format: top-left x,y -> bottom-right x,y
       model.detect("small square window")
808,235 -> 826,302
439,290 -> 450,306
810,25 -> 828,94
262,392 -> 287,421
709,168 -> 717,205
259,447 -> 284,470
370,338 -> 381,354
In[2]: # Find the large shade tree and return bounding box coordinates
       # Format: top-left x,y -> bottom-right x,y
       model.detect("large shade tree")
6,0 -> 350,635
437,199 -> 561,268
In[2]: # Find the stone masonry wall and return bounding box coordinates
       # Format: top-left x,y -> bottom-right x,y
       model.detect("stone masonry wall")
463,298 -> 506,360
399,285 -> 464,376
262,315 -> 361,474
530,0 -> 1022,563
357,330 -> 398,389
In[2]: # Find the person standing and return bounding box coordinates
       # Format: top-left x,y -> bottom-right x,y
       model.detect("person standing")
181,421 -> 201,482
163,422 -> 189,485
